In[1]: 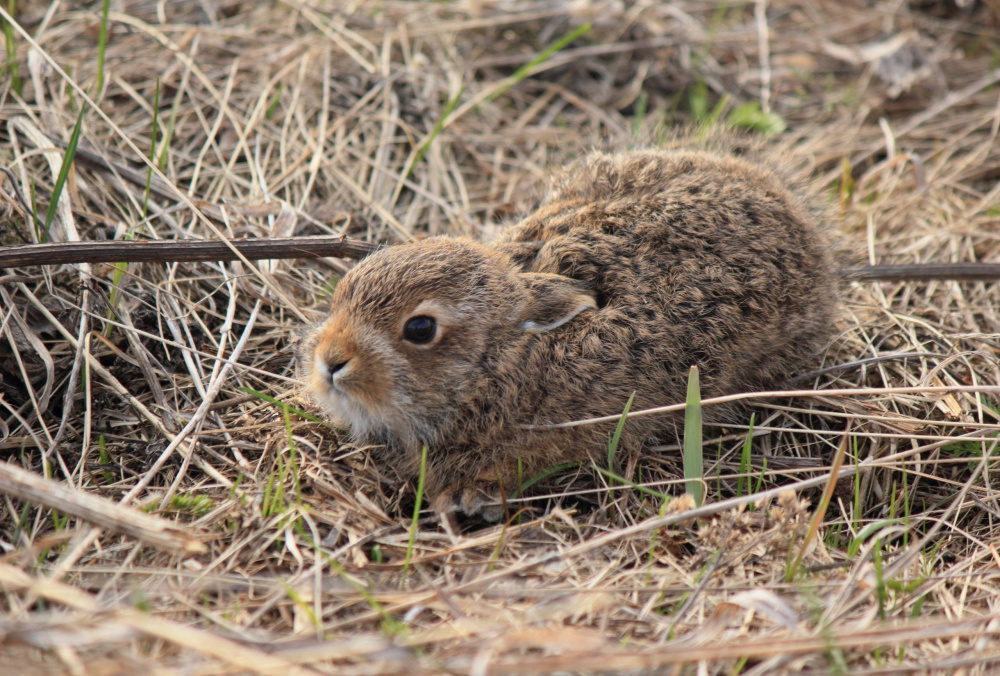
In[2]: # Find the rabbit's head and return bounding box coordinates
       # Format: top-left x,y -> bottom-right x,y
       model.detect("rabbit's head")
306,237 -> 596,451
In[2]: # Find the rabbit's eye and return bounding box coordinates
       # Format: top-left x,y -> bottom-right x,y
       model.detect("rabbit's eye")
403,316 -> 437,344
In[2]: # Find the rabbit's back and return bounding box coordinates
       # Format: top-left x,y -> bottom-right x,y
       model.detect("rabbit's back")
494,149 -> 835,407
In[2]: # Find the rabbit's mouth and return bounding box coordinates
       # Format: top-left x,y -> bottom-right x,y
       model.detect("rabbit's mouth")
308,355 -> 419,446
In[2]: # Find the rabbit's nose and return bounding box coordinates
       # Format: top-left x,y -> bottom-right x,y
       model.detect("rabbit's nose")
326,358 -> 350,381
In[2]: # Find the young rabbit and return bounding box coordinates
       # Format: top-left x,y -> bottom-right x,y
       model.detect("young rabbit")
304,148 -> 836,519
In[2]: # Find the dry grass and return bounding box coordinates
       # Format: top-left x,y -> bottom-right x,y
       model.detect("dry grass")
3,0 -> 1000,673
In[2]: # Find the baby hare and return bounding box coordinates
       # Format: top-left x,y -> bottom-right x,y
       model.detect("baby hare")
304,148 -> 836,519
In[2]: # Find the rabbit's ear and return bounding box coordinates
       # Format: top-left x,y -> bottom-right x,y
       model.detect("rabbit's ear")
518,273 -> 597,332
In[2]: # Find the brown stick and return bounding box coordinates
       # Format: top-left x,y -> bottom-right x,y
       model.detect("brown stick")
0,236 -> 380,268
839,262 -> 1000,282
4,236 -> 1000,282
0,461 -> 206,554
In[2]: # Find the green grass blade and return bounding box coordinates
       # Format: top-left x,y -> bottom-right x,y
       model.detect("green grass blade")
630,91 -> 648,139
737,412 -> 755,497
239,386 -> 325,423
486,23 -> 591,103
142,78 -> 160,219
726,101 -> 786,136
404,85 -> 464,179
283,406 -> 302,504
265,82 -> 284,120
402,445 -> 428,579
158,69 -> 189,172
594,467 -> 670,501
43,107 -> 85,234
96,0 -> 110,95
519,462 -> 581,493
683,365 -> 704,506
105,77 -> 158,336
1,0 -> 20,95
788,422 -> 852,580
848,518 -> 900,559
608,391 -> 635,469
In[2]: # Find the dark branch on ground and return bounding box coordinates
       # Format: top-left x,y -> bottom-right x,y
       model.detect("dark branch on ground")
3,236 -> 1000,283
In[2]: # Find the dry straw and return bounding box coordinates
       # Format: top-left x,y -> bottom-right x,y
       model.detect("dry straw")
3,1 -> 1000,674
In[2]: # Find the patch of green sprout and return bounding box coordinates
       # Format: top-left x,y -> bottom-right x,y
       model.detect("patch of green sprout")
838,157 -> 855,205
96,0 -> 110,95
487,519 -> 508,573
874,537 -> 887,619
240,386 -> 325,423
485,23 -> 592,103
683,366 -> 704,506
1,0 -> 21,95
605,391 -> 635,499
97,435 -> 114,483
283,406 -> 302,503
402,445 -> 428,579
737,413 -> 755,497
404,85 -> 464,179
847,519 -> 898,559
852,435 -> 861,535
279,580 -> 320,629
168,493 -> 214,517
630,91 -> 648,140
265,82 -> 284,120
43,107 -> 85,235
519,462 -> 581,493
752,455 -> 767,498
594,467 -> 670,502
726,101 -> 786,135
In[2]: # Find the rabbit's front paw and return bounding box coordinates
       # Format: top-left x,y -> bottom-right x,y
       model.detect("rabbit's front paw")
432,480 -> 506,522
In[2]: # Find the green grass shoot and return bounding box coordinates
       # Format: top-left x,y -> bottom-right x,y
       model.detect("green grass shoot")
29,179 -> 43,241
595,467 -> 669,502
788,422 -> 851,580
404,85 -> 464,179
630,91 -> 648,139
97,434 -> 113,483
726,101 -> 786,136
105,77 -> 160,337
402,445 -> 428,579
1,0 -> 20,96
874,537 -> 887,619
516,453 -> 523,499
838,157 -> 855,205
142,78 -> 161,219
278,580 -> 319,629
486,23 -> 591,103
43,107 -> 85,235
682,366 -> 704,506
688,80 -> 710,121
168,493 -> 214,517
737,413 -> 755,496
852,434 -> 861,534
265,82 -> 284,120
519,462 -> 580,493
848,519 -> 900,559
96,0 -> 110,96
608,391 -> 635,469
752,455 -> 767,499
283,406 -> 302,504
239,386 -> 325,423
487,519 -> 508,573
157,74 -> 188,172
317,546 -> 404,636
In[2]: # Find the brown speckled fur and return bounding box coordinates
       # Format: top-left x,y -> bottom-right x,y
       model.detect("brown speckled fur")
304,149 -> 836,518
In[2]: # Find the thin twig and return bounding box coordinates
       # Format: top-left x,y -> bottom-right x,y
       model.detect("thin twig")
0,236 -> 380,267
